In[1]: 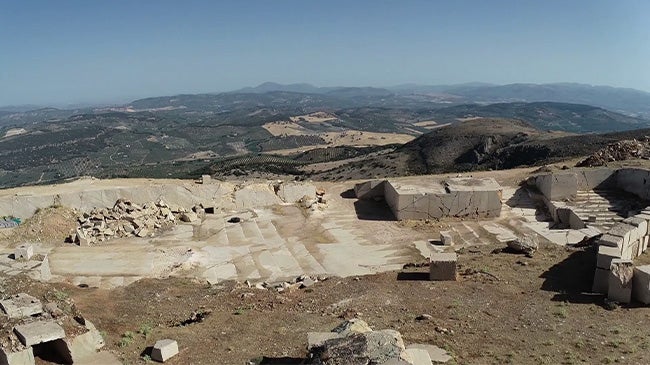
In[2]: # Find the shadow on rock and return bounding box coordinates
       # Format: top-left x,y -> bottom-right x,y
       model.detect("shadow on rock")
353,200 -> 395,221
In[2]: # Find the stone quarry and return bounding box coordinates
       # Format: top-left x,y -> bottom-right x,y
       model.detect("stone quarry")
3,165 -> 650,363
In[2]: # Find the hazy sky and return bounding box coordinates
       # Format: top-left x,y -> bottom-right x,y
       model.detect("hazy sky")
1,0 -> 649,106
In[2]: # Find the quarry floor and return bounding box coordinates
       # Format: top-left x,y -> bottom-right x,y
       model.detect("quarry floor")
5,241 -> 650,365
1,166 -> 649,364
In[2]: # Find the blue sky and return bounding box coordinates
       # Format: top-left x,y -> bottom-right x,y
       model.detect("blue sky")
1,0 -> 649,106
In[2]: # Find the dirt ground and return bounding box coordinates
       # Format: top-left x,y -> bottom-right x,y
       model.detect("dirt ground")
3,239 -> 649,365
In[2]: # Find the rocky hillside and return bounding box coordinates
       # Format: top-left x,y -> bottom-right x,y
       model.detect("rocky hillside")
313,119 -> 650,180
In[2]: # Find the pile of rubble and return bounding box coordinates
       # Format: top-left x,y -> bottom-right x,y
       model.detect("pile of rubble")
249,275 -> 324,292
577,138 -> 650,167
298,319 -> 451,364
68,199 -> 206,245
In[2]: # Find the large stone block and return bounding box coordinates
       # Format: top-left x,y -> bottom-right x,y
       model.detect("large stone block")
151,339 -> 179,363
608,259 -> 634,303
14,321 -> 65,347
623,217 -> 648,238
576,168 -> 616,190
0,346 -> 35,365
596,245 -> 621,270
354,180 -> 386,200
598,234 -> 624,248
608,223 -> 638,248
14,244 -> 34,261
535,173 -> 578,200
429,253 -> 457,281
0,293 -> 43,319
617,168 -> 650,200
632,265 -> 650,304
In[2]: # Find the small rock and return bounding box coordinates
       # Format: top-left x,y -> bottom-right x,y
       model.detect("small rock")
415,314 -> 432,321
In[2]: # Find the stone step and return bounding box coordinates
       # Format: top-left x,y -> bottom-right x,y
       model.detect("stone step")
241,220 -> 265,241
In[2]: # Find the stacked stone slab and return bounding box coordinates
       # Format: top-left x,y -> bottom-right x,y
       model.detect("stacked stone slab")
593,210 -> 650,303
1,293 -> 113,365
69,199 -> 209,245
355,177 -> 502,221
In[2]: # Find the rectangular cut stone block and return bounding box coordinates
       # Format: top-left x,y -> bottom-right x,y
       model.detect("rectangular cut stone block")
0,293 -> 43,319
0,346 -> 35,365
151,339 -> 178,362
608,223 -> 638,248
597,245 -> 622,270
625,217 -> 649,237
14,321 -> 65,347
643,236 -> 649,253
633,265 -> 650,304
592,268 -> 609,294
429,253 -> 457,281
608,259 -> 634,303
439,231 -> 453,246
598,234 -> 624,248
14,244 -> 34,261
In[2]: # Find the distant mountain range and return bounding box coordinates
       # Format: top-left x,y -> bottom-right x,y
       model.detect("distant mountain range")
230,81 -> 650,117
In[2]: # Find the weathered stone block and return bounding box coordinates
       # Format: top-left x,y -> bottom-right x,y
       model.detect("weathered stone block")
151,339 -> 179,363
592,268 -> 609,294
597,245 -> 621,270
0,293 -> 43,319
354,180 -> 386,200
598,234 -> 624,248
625,217 -> 649,237
429,253 -> 457,281
0,346 -> 35,365
632,265 -> 650,304
14,244 -> 33,261
608,223 -> 638,248
14,321 -> 66,347
608,259 -> 634,303
439,231 -> 453,246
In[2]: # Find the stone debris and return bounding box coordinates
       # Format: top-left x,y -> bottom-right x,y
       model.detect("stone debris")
151,339 -> 179,363
68,199 -> 207,245
506,234 -> 538,257
577,138 -> 650,167
307,319 -> 451,364
253,275 -> 323,293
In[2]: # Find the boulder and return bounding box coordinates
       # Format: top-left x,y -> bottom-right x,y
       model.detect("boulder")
507,235 -> 538,257
312,330 -> 410,365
